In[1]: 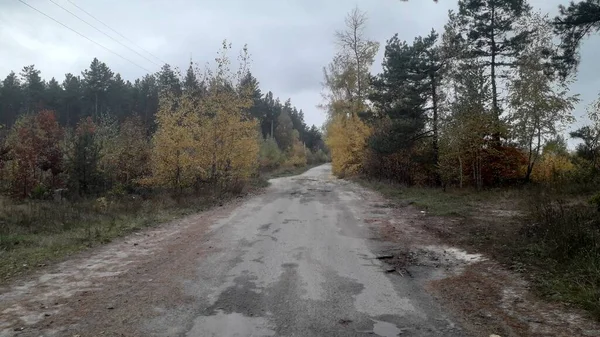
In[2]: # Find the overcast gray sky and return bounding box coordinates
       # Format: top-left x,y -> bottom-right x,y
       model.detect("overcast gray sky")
1,0 -> 599,134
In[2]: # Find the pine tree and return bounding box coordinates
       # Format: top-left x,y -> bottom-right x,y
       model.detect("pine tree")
454,0 -> 532,137
20,65 -> 45,114
553,0 -> 600,78
0,72 -> 23,127
45,77 -> 63,113
62,73 -> 83,126
157,64 -> 182,96
82,58 -> 114,120
183,60 -> 201,96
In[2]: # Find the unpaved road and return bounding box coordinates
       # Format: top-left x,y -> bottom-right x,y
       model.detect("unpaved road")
1,164 -> 469,336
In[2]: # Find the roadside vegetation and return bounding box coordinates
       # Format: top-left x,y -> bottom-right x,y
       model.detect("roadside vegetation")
323,2 -> 600,318
0,42 -> 328,281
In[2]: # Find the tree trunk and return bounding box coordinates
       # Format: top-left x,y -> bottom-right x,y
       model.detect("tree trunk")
95,92 -> 98,121
458,155 -> 463,189
430,73 -> 440,186
490,3 -> 500,143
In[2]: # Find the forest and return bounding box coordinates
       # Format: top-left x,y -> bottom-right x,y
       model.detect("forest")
0,41 -> 328,279
322,0 -> 600,317
0,43 -> 328,199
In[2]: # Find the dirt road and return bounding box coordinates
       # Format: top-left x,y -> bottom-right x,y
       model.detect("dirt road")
1,164 -> 470,336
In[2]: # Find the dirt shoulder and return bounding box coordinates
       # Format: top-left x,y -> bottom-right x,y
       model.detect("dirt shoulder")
0,196 -> 247,337
358,182 -> 600,337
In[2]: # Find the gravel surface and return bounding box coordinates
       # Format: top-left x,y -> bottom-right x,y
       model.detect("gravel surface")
0,164 -> 466,336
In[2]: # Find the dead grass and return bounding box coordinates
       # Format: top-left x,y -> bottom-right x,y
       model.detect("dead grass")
0,185 -> 261,283
359,177 -> 600,320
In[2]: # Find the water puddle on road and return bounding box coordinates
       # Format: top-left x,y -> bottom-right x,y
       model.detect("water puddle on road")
187,311 -> 275,337
372,319 -> 405,337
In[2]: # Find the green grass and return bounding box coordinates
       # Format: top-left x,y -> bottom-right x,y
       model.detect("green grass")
0,188 -> 254,283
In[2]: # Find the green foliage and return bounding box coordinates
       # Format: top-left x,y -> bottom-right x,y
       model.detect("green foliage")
67,117 -> 102,196
259,137 -> 283,170
553,0 -> 600,78
453,0 -> 532,123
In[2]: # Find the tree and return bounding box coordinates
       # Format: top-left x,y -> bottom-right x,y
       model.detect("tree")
149,42 -> 259,192
326,113 -> 372,176
62,73 -> 83,126
509,14 -> 579,182
323,7 -> 379,115
322,7 -> 378,177
334,7 -> 380,104
183,60 -> 204,97
133,75 -> 159,128
157,64 -> 182,96
149,92 -> 200,191
107,73 -> 131,121
275,108 -> 294,152
370,30 -> 446,176
0,72 -> 23,127
441,61 -> 495,190
239,72 -> 264,122
553,0 -> 600,78
67,117 -> 102,195
113,116 -> 150,186
45,78 -> 63,113
82,58 -> 114,119
509,54 -> 578,182
6,110 -> 63,197
20,65 -> 45,114
571,99 -> 600,169
453,0 -> 532,138
305,125 -> 325,152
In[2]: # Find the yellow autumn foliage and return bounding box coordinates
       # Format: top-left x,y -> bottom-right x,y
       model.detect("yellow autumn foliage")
326,112 -> 372,177
149,42 -> 260,191
531,153 -> 575,183
283,131 -> 307,168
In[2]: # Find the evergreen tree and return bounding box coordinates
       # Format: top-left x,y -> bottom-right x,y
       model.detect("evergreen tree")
82,58 -> 114,119
240,72 -> 264,122
157,64 -> 182,96
20,65 -> 45,114
0,72 -> 23,127
45,77 -> 63,113
553,0 -> 600,78
107,73 -> 130,121
133,75 -> 159,127
62,73 -> 83,126
453,0 -> 532,136
183,60 -> 201,96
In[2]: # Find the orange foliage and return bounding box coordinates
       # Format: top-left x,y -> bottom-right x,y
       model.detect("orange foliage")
6,110 -> 64,197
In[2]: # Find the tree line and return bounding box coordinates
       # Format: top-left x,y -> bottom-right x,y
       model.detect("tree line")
324,0 -> 600,190
0,42 -> 328,198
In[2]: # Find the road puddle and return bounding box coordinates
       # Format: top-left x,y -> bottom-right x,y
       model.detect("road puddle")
187,311 -> 275,337
372,319 -> 405,337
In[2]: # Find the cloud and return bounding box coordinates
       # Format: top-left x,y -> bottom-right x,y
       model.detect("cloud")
0,0 -> 598,132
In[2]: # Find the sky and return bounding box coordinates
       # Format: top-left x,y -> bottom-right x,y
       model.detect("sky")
1,0 -> 599,136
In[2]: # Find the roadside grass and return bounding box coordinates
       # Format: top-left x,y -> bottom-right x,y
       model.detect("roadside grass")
0,187 -> 259,283
359,177 -> 600,319
356,178 -> 524,217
